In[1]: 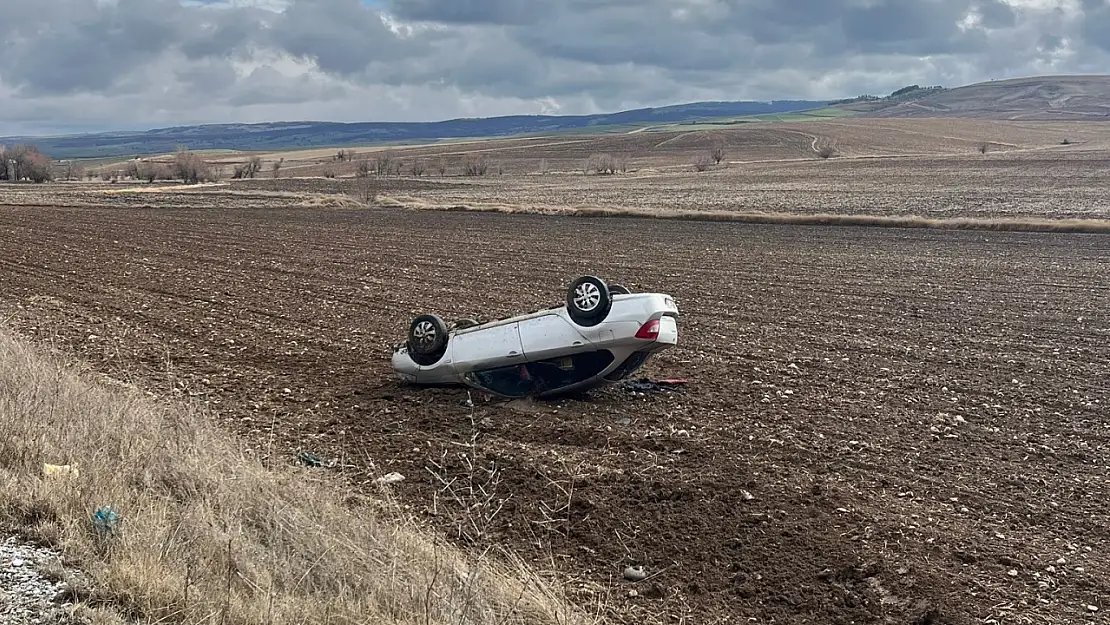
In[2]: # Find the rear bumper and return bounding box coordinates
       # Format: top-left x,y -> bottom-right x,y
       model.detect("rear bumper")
655,315 -> 678,345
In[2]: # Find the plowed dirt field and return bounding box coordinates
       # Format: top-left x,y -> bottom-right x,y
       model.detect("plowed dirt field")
1,205 -> 1108,625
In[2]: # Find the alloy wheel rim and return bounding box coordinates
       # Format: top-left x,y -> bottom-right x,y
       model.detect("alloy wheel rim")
413,320 -> 436,347
573,283 -> 601,311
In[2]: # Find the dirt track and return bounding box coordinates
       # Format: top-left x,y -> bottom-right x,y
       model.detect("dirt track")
1,205 -> 1108,625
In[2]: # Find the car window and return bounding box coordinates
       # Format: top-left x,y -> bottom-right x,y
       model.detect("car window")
467,350 -> 615,397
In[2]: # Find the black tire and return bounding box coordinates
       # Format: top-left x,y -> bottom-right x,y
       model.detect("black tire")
454,318 -> 479,329
407,314 -> 448,364
566,275 -> 612,326
610,284 -> 631,295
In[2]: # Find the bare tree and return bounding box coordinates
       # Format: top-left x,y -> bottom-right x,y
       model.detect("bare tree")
587,153 -> 618,175
135,161 -> 158,183
353,175 -> 377,204
355,159 -> 372,178
62,161 -> 85,181
5,145 -> 54,182
272,158 -> 283,178
435,157 -> 447,176
173,147 -> 215,184
373,151 -> 395,176
463,154 -> 489,176
410,159 -> 427,177
711,142 -> 725,165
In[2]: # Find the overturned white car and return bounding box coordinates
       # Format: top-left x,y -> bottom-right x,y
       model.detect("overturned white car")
391,276 -> 679,398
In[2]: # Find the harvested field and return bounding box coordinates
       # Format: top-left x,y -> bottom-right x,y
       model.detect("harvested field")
64,118 -> 1110,223
0,203 -> 1107,625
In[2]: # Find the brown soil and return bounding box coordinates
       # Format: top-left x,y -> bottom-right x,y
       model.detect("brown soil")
0,205 -> 1107,625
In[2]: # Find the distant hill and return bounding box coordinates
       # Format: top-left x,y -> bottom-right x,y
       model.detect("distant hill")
841,75 -> 1110,120
2,100 -> 825,159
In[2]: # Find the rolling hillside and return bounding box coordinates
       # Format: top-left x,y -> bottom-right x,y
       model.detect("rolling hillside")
6,75 -> 1110,160
844,75 -> 1110,120
1,100 -> 824,159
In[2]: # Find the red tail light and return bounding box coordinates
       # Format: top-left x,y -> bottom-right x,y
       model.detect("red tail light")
635,319 -> 660,339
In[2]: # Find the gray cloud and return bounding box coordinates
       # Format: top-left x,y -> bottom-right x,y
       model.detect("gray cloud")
386,0 -> 544,25
0,0 -> 1105,135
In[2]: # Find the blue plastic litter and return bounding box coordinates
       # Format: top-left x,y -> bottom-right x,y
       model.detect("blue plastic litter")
92,506 -> 120,537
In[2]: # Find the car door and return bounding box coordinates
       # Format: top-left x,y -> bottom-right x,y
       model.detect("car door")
449,321 -> 525,373
518,313 -> 594,362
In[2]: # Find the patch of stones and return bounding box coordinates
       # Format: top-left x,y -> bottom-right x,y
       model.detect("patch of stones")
0,536 -> 87,625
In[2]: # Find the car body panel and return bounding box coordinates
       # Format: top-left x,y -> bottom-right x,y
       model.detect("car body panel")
392,291 -> 679,398
448,321 -> 525,374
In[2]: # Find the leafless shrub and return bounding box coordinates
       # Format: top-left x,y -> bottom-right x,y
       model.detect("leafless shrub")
133,161 -> 170,183
586,153 -> 618,175
977,142 -> 989,154
463,154 -> 489,176
1061,138 -> 1072,145
373,151 -> 396,176
410,159 -> 427,177
355,159 -> 372,178
435,157 -> 448,176
352,174 -> 377,204
711,141 -> 725,165
816,145 -> 839,159
323,168 -> 336,179
173,147 -> 215,184
233,155 -> 263,179
62,161 -> 85,181
272,158 -> 283,178
336,149 -> 356,162
693,154 -> 714,172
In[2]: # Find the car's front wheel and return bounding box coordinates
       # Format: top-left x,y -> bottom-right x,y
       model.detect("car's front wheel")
566,275 -> 612,326
407,314 -> 448,364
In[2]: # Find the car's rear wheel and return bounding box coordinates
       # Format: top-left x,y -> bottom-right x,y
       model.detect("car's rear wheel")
407,314 -> 448,364
566,275 -> 612,326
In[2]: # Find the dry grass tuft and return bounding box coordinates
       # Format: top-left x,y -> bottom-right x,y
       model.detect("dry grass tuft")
378,195 -> 1110,234
0,329 -> 590,625
297,194 -> 367,209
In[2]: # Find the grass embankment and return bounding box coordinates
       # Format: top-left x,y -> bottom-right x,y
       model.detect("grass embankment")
0,329 -> 587,625
377,195 -> 1110,234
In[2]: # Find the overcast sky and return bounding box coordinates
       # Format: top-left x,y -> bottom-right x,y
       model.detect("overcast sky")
0,0 -> 1106,135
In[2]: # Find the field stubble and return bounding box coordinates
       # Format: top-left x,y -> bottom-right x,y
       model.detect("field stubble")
0,202 -> 1107,625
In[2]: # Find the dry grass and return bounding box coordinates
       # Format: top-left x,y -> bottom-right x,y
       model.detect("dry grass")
0,329 -> 591,625
377,195 -> 1110,233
